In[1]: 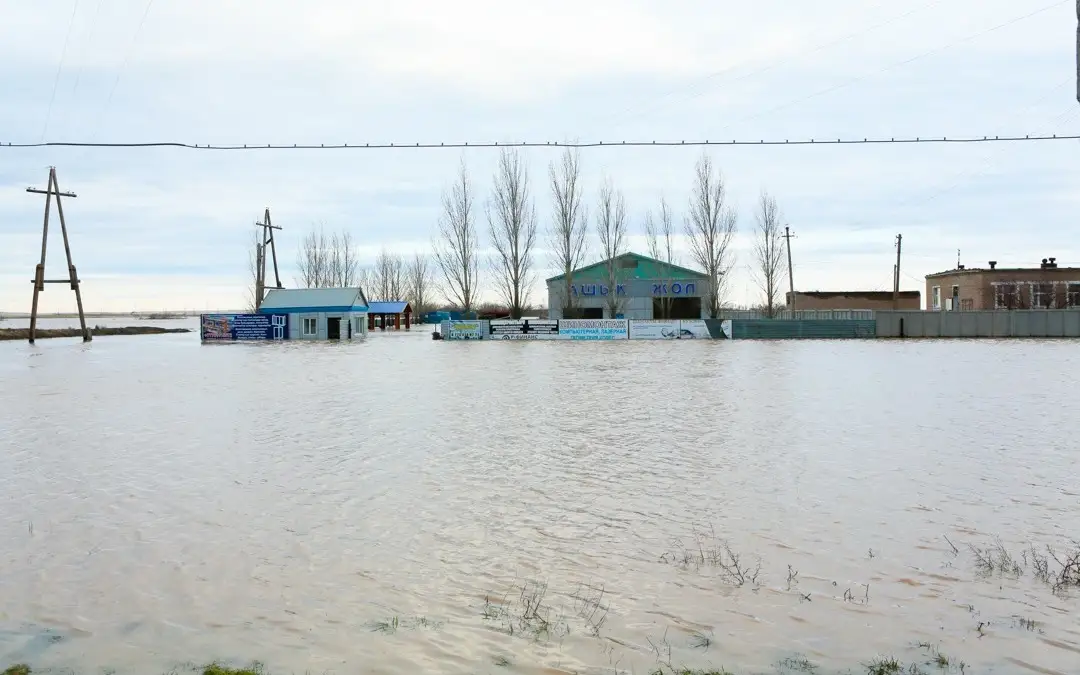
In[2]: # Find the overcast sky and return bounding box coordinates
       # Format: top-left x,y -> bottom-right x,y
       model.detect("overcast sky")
1,0 -> 1078,312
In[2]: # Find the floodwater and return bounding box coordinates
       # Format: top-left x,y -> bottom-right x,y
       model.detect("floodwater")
1,321 -> 1079,675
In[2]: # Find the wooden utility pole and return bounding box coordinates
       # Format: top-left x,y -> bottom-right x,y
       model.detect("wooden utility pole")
26,167 -> 90,343
253,208 -> 282,310
892,233 -> 903,310
783,225 -> 796,311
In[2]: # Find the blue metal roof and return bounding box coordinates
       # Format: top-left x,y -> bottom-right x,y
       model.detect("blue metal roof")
367,301 -> 411,314
259,287 -> 367,313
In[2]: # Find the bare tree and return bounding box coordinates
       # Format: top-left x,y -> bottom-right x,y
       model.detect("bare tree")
433,160 -> 480,313
548,148 -> 589,318
685,153 -> 737,318
328,230 -> 361,287
371,248 -> 407,301
751,191 -> 787,318
596,177 -> 629,318
296,226 -> 330,288
645,197 -> 678,320
407,253 -> 434,316
487,149 -> 538,319
246,226 -> 262,312
295,225 -> 362,289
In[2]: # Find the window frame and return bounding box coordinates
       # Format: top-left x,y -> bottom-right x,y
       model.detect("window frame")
1068,282 -> 1080,308
302,317 -> 318,336
993,282 -> 1016,310
1032,282 -> 1056,309
931,285 -> 941,310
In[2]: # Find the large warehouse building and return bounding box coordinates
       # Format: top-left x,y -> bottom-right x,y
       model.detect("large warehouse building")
546,252 -> 710,320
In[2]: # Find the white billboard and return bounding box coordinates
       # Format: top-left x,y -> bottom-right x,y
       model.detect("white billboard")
445,320 -> 485,340
557,319 -> 628,340
678,320 -> 711,339
628,320 -> 681,339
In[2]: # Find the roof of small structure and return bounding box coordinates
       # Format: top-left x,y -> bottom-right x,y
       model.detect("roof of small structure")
258,287 -> 368,314
546,252 -> 708,283
792,290 -> 921,299
367,301 -> 411,314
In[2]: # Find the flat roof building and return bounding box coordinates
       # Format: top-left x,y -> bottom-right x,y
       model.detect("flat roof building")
787,290 -> 920,311
546,252 -> 710,320
258,287 -> 369,340
925,258 -> 1080,311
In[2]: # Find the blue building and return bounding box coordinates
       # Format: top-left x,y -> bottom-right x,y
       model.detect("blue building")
258,287 -> 369,340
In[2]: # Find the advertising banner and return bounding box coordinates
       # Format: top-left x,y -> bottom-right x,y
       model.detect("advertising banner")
628,320 -> 681,339
445,320 -> 485,340
557,319 -> 628,340
490,319 -> 560,340
678,319 -> 711,339
201,313 -> 288,341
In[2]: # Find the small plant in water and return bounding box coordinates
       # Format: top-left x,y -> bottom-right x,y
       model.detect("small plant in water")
369,616 -> 399,634
2,665 -> 31,675
688,630 -> 713,651
866,656 -> 903,675
202,662 -> 266,675
777,655 -> 818,673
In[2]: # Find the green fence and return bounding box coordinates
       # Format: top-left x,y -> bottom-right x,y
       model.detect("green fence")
730,319 -> 877,340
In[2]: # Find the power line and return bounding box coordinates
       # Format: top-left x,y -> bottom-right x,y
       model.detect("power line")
585,0 -> 946,134
88,0 -> 156,143
713,0 -> 1069,135
41,0 -> 82,142
2,133 -> 1078,152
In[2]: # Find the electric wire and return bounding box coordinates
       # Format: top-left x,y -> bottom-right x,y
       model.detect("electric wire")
2,133 -> 1078,152
41,0 -> 82,142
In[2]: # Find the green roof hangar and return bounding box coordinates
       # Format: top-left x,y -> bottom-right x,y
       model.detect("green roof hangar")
546,252 -> 709,320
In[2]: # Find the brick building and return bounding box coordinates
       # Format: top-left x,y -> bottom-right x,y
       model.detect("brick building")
925,258 -> 1080,310
786,290 -> 921,311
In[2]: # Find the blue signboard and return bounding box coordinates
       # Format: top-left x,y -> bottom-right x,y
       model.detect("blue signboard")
200,313 -> 288,341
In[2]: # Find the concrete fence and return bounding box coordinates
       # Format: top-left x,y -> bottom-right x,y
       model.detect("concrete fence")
876,310 -> 1080,338
719,309 -> 875,321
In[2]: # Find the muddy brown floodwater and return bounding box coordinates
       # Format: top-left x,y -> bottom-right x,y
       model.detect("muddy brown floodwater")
1,322 -> 1078,675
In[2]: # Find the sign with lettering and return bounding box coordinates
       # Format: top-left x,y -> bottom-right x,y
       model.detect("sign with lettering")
200,313 -> 288,341
570,283 -> 625,297
445,320 -> 484,340
490,319 -> 560,339
557,319 -> 628,340
628,320 -> 710,339
628,320 -> 681,339
678,320 -> 710,339
650,282 -> 698,296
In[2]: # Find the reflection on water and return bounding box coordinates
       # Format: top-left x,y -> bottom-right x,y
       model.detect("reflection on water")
1,328 -> 1079,674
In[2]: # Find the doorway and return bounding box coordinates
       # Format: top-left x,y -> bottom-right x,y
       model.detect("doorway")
327,317 -> 341,340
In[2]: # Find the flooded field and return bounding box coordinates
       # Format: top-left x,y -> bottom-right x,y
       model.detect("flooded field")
1,325 -> 1078,675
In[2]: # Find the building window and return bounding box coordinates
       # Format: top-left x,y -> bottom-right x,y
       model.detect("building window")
356,317 -> 364,334
960,298 -> 973,311
931,286 -> 941,310
1068,283 -> 1080,308
302,317 -> 317,336
1032,283 -> 1056,308
993,283 -> 1019,310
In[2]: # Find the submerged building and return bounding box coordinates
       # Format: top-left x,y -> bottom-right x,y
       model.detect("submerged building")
787,290 -> 920,311
925,258 -> 1080,311
546,252 -> 710,320
257,287 -> 369,340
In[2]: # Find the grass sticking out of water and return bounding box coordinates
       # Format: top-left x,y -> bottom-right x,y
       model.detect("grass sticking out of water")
202,662 -> 266,675
2,665 -> 31,675
865,658 -> 903,675
368,615 -> 444,634
650,668 -> 734,675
